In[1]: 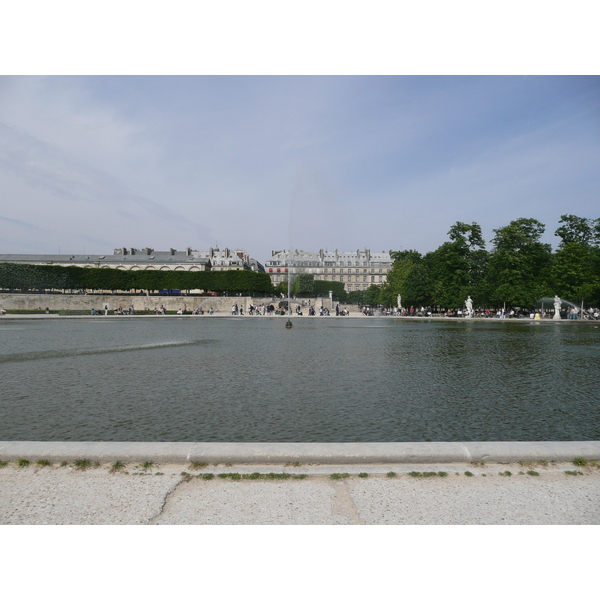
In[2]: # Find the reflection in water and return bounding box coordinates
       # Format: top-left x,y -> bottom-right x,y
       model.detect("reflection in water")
0,318 -> 598,442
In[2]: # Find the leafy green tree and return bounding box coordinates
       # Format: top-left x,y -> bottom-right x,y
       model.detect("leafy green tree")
552,215 -> 600,304
425,222 -> 487,307
485,218 -> 552,307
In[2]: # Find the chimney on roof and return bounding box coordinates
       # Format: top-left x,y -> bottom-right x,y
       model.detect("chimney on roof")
170,248 -> 176,255
186,247 -> 192,256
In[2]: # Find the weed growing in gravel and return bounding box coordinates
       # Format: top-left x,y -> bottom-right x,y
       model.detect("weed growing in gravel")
155,472 -> 164,476
74,459 -> 92,471
109,461 -> 126,473
409,472 -> 442,478
527,470 -> 539,476
265,473 -> 292,480
386,471 -> 397,478
464,471 -> 474,477
573,458 -> 588,467
244,472 -> 262,480
538,460 -> 548,467
285,462 -> 301,467
18,459 -> 31,468
200,473 -> 215,480
471,461 -> 485,467
189,462 -> 208,470
438,472 -> 448,477
330,473 -> 350,480
518,461 -> 533,467
36,459 -> 52,467
0,460 -> 8,468
60,461 -> 69,467
499,471 -> 512,477
218,473 -> 229,479
358,473 -> 369,478
565,470 -> 583,476
224,463 -> 234,467
180,472 -> 192,482
293,474 -> 308,480
140,461 -> 155,471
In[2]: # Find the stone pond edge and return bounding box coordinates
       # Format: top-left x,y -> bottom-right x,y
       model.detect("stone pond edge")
0,441 -> 599,464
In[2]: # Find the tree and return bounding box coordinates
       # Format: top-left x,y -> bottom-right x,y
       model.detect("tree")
552,215 -> 600,304
485,218 -> 552,307
294,273 -> 314,296
423,222 -> 488,307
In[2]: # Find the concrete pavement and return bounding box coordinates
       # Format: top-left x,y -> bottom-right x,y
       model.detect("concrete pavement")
1,461 -> 598,524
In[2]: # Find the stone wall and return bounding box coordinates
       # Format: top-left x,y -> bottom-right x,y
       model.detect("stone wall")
0,294 -> 346,313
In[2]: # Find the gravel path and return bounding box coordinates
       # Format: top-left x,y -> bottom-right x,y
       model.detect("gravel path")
1,462 -> 598,524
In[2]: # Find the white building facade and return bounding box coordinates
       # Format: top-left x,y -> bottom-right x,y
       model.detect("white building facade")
265,249 -> 393,292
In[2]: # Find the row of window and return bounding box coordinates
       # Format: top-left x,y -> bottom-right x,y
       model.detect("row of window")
267,261 -> 391,268
270,275 -> 384,283
268,268 -> 388,274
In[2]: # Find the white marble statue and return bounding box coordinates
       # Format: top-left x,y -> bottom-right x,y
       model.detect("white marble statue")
553,295 -> 562,320
465,296 -> 474,318
397,294 -> 402,309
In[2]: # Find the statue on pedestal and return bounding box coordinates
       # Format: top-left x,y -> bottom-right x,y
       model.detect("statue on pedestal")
553,295 -> 562,320
465,296 -> 474,318
397,294 -> 402,309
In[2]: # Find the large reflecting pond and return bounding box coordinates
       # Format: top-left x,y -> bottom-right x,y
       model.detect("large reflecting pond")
0,317 -> 598,442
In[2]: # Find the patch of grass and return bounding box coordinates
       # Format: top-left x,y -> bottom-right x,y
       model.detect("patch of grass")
109,461 -> 126,473
200,473 -> 215,480
499,471 -> 512,477
243,472 -> 262,480
481,474 -> 487,477
218,473 -> 229,479
265,473 -> 292,480
180,471 -> 192,482
0,460 -> 8,468
293,474 -> 308,480
358,472 -> 369,478
573,458 -> 588,467
36,459 -> 52,467
438,471 -> 448,477
409,471 -> 442,478
538,460 -> 548,467
230,473 -> 241,481
518,461 -> 533,467
330,473 -> 342,480
18,459 -> 31,468
471,461 -> 485,467
527,470 -> 539,476
464,471 -> 474,477
60,461 -> 69,467
189,461 -> 208,470
74,459 -> 92,471
155,472 -> 164,476
386,471 -> 397,478
565,470 -> 583,476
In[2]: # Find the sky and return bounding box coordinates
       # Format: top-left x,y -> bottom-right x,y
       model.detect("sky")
1,75 -> 599,263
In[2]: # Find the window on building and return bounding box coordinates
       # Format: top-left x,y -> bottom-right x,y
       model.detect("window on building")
379,276 -> 382,282
363,276 -> 367,282
340,276 -> 344,282
332,276 -> 336,281
332,268 -> 336,274
348,285 -> 352,291
371,275 -> 375,282
324,268 -> 328,274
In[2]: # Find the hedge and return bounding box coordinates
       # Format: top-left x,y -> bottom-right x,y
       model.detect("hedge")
0,263 -> 274,294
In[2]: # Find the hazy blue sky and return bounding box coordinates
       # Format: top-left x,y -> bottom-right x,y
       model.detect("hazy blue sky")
1,75 -> 598,261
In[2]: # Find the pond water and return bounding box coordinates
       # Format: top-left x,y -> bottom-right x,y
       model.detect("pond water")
0,317 -> 598,442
